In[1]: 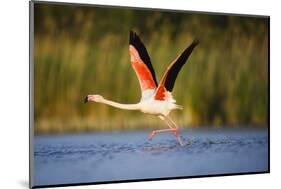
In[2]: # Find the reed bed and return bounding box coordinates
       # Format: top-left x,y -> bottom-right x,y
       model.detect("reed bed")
34,4 -> 268,134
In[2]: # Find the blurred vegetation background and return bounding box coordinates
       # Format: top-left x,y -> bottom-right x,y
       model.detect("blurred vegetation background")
34,3 -> 269,134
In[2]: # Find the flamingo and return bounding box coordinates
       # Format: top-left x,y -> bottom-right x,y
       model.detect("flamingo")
85,31 -> 199,146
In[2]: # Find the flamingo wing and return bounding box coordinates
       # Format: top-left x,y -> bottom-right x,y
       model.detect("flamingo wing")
155,39 -> 199,101
129,31 -> 158,96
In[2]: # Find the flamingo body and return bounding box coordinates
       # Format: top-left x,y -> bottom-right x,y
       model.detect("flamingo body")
85,31 -> 199,146
139,96 -> 178,116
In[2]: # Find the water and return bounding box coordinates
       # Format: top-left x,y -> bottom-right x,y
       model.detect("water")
33,128 -> 268,186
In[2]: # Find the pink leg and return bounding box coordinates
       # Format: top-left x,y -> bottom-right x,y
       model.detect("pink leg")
148,128 -> 177,140
148,116 -> 184,146
172,128 -> 183,146
166,116 -> 184,146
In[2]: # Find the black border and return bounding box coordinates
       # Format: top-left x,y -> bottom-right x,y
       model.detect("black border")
29,1 -> 270,188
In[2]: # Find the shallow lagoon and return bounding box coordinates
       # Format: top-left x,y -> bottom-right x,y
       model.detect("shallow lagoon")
34,128 -> 268,186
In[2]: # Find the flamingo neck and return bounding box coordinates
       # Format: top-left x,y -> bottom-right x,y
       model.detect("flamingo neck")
100,99 -> 140,110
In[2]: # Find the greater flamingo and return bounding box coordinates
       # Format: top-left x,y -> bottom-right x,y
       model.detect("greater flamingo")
85,31 -> 199,146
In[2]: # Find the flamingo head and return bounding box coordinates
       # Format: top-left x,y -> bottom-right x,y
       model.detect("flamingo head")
84,95 -> 104,103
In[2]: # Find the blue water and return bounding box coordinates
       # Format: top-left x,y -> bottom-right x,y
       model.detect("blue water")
33,128 -> 268,186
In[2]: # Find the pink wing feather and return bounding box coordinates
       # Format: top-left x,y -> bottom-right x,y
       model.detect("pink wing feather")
129,45 -> 157,92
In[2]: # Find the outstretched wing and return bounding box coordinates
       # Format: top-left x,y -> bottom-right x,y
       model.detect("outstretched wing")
155,39 -> 199,101
129,31 -> 158,97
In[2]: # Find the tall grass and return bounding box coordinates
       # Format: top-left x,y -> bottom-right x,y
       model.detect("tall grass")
34,4 -> 268,134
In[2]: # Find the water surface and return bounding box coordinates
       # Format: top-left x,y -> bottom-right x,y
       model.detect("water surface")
34,128 -> 268,186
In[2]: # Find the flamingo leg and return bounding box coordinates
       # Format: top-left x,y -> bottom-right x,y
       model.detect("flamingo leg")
148,116 -> 173,140
166,116 -> 184,146
166,116 -> 178,128
147,116 -> 183,146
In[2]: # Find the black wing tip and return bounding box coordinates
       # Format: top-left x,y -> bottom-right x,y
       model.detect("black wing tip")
130,30 -> 135,35
164,37 -> 200,92
182,38 -> 199,54
84,96 -> 88,103
192,38 -> 200,47
129,30 -> 138,45
129,30 -> 144,47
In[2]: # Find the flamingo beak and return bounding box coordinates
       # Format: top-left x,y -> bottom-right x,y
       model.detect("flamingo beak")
84,96 -> 88,103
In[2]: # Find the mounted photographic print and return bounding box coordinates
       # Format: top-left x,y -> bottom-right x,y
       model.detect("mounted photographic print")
29,1 -> 269,188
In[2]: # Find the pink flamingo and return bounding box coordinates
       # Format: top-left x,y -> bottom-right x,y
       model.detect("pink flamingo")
85,31 -> 199,146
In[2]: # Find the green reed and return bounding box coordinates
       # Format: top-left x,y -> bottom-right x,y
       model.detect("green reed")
34,4 -> 268,134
